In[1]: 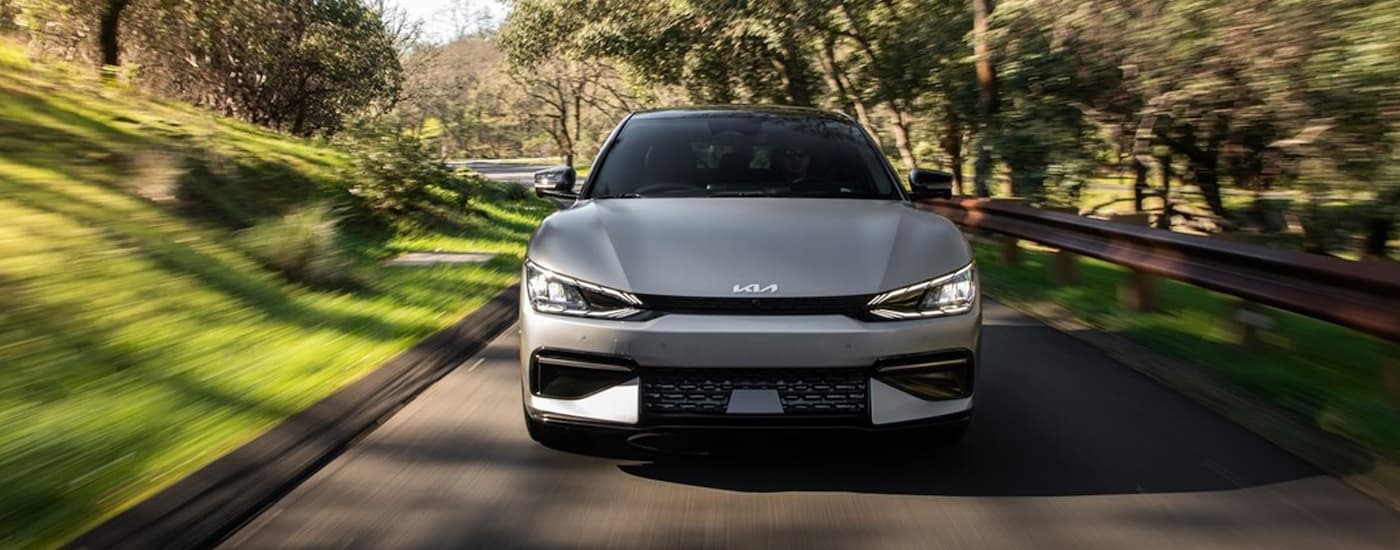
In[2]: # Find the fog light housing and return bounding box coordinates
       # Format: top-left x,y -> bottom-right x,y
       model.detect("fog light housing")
531,351 -> 637,399
874,350 -> 973,400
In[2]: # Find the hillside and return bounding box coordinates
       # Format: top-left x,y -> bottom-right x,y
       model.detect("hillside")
0,45 -> 550,548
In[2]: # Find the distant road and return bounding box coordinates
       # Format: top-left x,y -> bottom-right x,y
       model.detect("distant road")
223,301 -> 1399,549
448,160 -> 557,186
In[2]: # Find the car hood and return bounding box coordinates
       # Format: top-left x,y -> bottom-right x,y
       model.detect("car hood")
527,198 -> 972,297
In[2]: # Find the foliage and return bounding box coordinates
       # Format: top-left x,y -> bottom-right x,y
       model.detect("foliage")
501,0 -> 822,106
0,0 -> 18,32
16,0 -> 403,135
479,177 -> 533,202
336,127 -> 488,232
500,0 -> 1398,256
235,203 -> 355,289
506,56 -> 641,165
499,0 -> 976,172
0,44 -> 554,548
388,32 -> 650,162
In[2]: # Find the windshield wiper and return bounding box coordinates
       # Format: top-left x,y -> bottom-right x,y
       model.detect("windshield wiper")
594,192 -> 645,199
706,190 -> 770,197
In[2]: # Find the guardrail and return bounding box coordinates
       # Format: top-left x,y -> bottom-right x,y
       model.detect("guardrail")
916,198 -> 1400,342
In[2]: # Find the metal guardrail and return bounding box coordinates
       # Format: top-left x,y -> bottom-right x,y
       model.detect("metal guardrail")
916,198 -> 1400,342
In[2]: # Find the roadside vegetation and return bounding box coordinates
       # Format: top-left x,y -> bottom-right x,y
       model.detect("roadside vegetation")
497,0 -> 1399,261
2,0 -> 1398,544
973,243 -> 1400,458
0,43 -> 551,548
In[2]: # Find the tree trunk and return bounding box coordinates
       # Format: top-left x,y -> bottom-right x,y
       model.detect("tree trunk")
816,39 -> 881,144
835,2 -> 903,153
1132,156 -> 1148,212
941,105 -> 965,195
573,94 -> 582,165
1156,154 -> 1173,229
1192,158 -> 1228,219
99,0 -> 131,69
885,101 -> 916,172
779,39 -> 815,107
972,0 -> 998,198
552,76 -> 574,167
1364,215 -> 1393,259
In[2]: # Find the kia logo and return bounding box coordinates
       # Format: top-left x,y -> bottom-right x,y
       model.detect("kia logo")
732,283 -> 778,294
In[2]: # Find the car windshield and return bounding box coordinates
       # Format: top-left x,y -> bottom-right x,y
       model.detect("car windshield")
586,114 -> 901,200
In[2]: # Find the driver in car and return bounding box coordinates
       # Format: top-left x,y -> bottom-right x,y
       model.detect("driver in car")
778,146 -> 812,185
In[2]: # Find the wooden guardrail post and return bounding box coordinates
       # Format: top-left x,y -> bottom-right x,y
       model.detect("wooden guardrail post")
1383,355 -> 1400,407
1117,269 -> 1158,312
1109,212 -> 1157,312
1050,249 -> 1078,284
999,236 -> 1022,266
1044,206 -> 1080,284
1230,300 -> 1276,351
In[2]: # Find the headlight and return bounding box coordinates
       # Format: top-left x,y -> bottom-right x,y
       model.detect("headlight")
525,260 -> 643,319
867,263 -> 977,320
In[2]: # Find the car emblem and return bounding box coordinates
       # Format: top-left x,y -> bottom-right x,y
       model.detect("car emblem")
733,283 -> 778,294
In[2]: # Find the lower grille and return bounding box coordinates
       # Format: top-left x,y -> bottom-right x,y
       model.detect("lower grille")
641,368 -> 868,416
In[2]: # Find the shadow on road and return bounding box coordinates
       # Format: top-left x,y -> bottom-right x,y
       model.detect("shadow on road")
610,322 -> 1320,497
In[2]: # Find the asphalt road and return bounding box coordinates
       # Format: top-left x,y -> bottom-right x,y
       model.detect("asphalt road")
223,301 -> 1398,549
451,161 -> 558,186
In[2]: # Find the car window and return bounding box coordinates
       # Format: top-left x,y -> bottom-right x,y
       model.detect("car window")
588,115 -> 900,199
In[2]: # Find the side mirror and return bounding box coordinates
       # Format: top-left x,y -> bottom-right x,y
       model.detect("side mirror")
908,168 -> 954,200
533,166 -> 578,199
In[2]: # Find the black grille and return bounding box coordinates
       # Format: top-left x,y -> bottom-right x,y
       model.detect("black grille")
641,368 -> 868,416
635,294 -> 874,316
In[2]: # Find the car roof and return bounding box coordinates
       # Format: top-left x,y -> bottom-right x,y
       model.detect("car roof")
630,105 -> 855,123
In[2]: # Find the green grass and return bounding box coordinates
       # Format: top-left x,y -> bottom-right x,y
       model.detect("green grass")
974,242 -> 1400,458
0,46 -> 552,548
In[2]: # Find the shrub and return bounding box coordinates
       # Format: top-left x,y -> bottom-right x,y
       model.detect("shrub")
336,130 -> 488,232
479,178 -> 532,202
236,203 -> 356,288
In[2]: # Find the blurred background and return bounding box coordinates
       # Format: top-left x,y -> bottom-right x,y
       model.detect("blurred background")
1,0 -> 1398,548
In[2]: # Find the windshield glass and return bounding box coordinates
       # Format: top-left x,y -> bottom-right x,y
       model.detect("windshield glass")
587,114 -> 901,200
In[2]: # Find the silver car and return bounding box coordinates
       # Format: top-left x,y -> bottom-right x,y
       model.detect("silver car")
521,106 -> 980,449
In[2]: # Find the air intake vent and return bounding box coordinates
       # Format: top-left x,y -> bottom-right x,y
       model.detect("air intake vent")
641,368 -> 868,417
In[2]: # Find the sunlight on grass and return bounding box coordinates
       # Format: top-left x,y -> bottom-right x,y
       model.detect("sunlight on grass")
0,44 -> 553,549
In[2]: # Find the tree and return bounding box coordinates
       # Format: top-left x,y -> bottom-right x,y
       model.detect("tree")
500,0 -> 821,106
509,57 -> 638,166
133,0 -> 403,135
970,0 -> 997,197
17,0 -> 403,135
98,0 -> 128,67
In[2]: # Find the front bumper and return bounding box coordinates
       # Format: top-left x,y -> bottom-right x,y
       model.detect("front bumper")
519,292 -> 980,430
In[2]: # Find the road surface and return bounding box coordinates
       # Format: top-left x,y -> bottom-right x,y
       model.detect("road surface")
450,160 -> 557,186
223,301 -> 1398,549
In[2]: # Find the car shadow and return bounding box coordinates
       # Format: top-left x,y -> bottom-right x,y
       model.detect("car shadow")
608,320 -> 1322,497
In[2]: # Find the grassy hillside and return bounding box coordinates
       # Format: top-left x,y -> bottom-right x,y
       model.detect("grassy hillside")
0,45 -> 551,548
